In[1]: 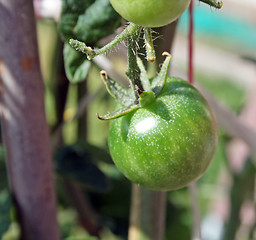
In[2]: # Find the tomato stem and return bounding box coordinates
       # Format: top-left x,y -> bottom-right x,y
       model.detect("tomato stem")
144,28 -> 156,63
199,0 -> 223,9
69,23 -> 142,60
126,26 -> 144,95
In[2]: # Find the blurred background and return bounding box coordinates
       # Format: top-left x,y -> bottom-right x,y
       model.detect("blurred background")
1,0 -> 255,239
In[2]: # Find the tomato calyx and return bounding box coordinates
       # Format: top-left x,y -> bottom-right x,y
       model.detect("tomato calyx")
97,52 -> 171,120
138,91 -> 155,107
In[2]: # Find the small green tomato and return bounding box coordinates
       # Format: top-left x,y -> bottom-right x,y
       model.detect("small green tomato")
110,0 -> 191,27
108,76 -> 218,191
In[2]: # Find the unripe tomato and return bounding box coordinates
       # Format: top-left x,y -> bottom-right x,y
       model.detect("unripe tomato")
110,0 -> 191,27
108,76 -> 218,191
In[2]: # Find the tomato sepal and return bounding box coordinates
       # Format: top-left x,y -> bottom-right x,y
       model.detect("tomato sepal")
100,70 -> 136,106
136,56 -> 151,92
151,52 -> 171,96
97,103 -> 139,120
98,52 -> 172,120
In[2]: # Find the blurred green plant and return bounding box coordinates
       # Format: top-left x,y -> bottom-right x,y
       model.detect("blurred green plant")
0,146 -> 12,239
0,190 -> 12,239
55,144 -> 110,192
65,237 -> 100,240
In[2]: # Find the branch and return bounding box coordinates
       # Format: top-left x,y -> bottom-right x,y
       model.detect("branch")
189,183 -> 202,240
69,23 -> 142,60
63,179 -> 102,236
128,185 -> 166,240
0,1 -> 60,239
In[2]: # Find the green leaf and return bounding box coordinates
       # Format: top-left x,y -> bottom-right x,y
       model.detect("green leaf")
55,145 -> 110,192
100,71 -> 136,106
59,0 -> 121,45
83,143 -> 113,164
63,43 -> 91,83
58,0 -> 95,41
0,190 -> 12,239
74,0 -> 121,45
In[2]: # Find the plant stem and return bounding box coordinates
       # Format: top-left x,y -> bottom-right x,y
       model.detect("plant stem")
144,28 -> 156,63
189,183 -> 202,240
126,26 -> 144,93
70,23 -> 142,60
128,185 -> 166,240
199,0 -> 223,9
154,21 -> 178,65
128,185 -> 153,240
50,42 -> 70,145
63,179 -> 102,236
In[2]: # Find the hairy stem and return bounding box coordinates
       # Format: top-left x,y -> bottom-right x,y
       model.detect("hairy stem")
126,27 -> 144,94
144,28 -> 156,63
70,23 -> 142,60
199,0 -> 223,9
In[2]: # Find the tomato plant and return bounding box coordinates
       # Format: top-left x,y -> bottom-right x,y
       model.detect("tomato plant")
108,76 -> 218,191
110,0 -> 191,27
68,7 -> 221,192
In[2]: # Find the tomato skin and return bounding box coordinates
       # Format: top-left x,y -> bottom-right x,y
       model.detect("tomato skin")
108,77 -> 218,191
110,0 -> 191,27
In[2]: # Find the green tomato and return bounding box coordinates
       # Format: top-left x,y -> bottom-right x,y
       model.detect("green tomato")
110,0 -> 191,27
108,76 -> 218,191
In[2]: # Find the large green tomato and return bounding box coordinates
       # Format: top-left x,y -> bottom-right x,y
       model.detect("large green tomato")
108,76 -> 218,191
110,0 -> 191,27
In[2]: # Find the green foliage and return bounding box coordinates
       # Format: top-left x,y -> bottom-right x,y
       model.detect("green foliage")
59,0 -> 121,83
0,146 -> 12,239
0,190 -> 12,239
63,43 -> 91,83
82,142 -> 113,164
0,146 -> 7,191
55,145 -> 110,192
58,0 -> 121,45
166,189 -> 191,239
73,0 -> 121,45
65,237 -> 100,240
196,73 -> 246,113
